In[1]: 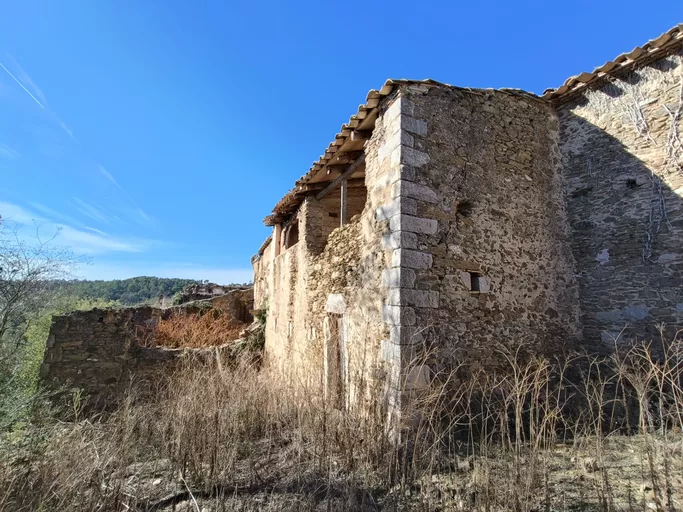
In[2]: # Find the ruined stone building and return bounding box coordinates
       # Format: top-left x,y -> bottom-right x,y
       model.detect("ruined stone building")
251,25 -> 683,410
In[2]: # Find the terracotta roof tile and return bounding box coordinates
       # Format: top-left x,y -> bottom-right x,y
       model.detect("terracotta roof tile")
542,24 -> 683,101
264,25 -> 683,225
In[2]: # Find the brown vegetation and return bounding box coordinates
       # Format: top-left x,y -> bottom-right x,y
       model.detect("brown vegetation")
142,310 -> 247,349
1,332 -> 683,511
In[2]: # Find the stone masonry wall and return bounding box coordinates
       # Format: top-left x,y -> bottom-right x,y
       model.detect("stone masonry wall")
40,289 -> 253,408
252,103 -> 402,407
394,86 -> 581,375
558,49 -> 683,349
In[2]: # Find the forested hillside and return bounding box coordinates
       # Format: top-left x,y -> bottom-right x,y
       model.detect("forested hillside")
50,277 -> 200,305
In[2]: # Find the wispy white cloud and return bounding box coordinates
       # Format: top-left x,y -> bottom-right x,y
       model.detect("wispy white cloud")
6,55 -> 48,107
0,144 -> 19,160
77,263 -> 253,284
83,226 -> 109,236
29,201 -> 82,226
0,60 -> 45,109
0,201 -> 149,255
71,197 -> 117,225
98,165 -> 154,226
99,165 -> 120,187
0,55 -> 76,142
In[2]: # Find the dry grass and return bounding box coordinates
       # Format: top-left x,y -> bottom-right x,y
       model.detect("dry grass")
1,332 -> 683,511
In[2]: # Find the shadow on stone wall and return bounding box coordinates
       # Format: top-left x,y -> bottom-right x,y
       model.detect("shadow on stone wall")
560,110 -> 683,352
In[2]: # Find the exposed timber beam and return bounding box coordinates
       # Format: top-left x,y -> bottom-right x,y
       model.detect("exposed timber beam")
298,178 -> 365,193
315,153 -> 366,201
351,130 -> 371,142
340,179 -> 348,226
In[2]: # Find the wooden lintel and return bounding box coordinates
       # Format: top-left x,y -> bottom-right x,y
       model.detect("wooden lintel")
326,164 -> 348,175
300,177 -> 365,193
331,150 -> 363,165
351,130 -> 371,142
316,154 -> 366,201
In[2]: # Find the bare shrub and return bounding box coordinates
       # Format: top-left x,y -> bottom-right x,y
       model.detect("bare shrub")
1,333 -> 682,511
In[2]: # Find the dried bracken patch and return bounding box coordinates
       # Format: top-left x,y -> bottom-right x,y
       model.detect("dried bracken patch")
144,310 -> 247,349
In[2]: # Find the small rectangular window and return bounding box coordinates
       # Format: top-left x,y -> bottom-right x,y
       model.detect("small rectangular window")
470,272 -> 482,292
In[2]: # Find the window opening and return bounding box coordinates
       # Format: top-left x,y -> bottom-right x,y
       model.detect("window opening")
470,272 -> 482,292
325,313 -> 347,409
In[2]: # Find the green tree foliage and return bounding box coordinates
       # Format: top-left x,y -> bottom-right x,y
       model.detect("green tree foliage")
50,277 -> 200,305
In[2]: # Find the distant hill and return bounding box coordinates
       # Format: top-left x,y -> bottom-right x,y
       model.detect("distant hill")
51,277 -> 201,305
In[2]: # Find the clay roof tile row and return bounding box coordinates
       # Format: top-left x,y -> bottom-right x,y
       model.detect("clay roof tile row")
265,24 -> 683,225
541,24 -> 683,101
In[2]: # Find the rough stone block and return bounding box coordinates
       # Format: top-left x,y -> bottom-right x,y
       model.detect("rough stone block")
384,96 -> 415,123
402,116 -> 428,136
391,181 -> 439,203
377,131 -> 414,161
383,268 -> 416,288
405,365 -> 431,391
382,304 -> 417,326
390,215 -> 438,234
389,325 -> 425,347
375,198 -> 416,221
381,339 -> 401,366
382,231 -> 418,250
391,146 -> 430,167
392,249 -> 433,269
370,165 -> 416,192
388,288 -> 439,308
325,294 -> 346,314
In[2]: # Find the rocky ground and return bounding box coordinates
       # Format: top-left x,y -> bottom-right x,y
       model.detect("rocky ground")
100,434 -> 682,511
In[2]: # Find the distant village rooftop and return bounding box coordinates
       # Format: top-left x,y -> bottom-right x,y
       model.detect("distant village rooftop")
263,23 -> 683,229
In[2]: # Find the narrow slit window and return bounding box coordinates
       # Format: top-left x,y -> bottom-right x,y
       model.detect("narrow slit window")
470,272 -> 482,292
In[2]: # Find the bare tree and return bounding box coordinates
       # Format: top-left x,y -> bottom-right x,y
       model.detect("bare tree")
0,217 -> 80,350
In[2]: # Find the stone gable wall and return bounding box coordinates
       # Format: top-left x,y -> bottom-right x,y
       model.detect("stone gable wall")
401,87 -> 581,373
252,100 -> 405,407
558,48 -> 683,349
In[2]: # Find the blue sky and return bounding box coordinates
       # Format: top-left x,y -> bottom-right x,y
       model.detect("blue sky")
0,1 -> 680,283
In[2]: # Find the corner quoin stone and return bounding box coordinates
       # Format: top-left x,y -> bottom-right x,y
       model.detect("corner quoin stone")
388,288 -> 439,308
391,181 -> 439,204
392,249 -> 433,269
375,197 -> 417,221
391,146 -> 430,167
382,231 -> 418,250
382,305 -> 417,326
389,215 -> 438,235
383,267 -> 416,288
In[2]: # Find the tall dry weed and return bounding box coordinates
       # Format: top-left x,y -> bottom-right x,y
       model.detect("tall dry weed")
0,332 -> 682,511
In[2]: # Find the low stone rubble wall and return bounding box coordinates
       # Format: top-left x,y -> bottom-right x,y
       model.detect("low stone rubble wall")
39,288 -> 254,409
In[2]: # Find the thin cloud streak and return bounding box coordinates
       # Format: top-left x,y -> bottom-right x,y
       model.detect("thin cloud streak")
0,61 -> 45,108
8,55 -> 48,107
29,201 -> 83,227
0,201 -> 149,255
1,56 -> 77,143
72,197 -> 116,225
99,165 -> 154,225
0,144 -> 19,160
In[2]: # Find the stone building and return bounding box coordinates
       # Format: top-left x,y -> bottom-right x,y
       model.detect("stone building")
252,25 -> 683,414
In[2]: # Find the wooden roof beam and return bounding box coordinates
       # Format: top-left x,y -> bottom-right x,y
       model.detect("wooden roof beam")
315,153 -> 366,200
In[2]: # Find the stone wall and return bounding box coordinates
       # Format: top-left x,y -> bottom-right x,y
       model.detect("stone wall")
254,65 -> 683,425
558,49 -> 683,349
39,288 -> 254,408
252,104 -> 401,407
395,86 -> 581,373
